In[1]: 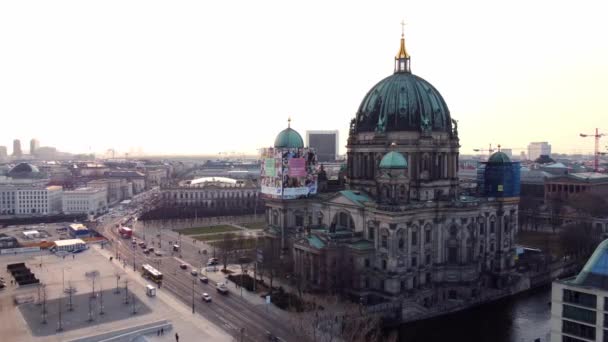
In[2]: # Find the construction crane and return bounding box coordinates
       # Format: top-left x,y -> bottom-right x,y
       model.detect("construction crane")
579,128 -> 605,172
473,143 -> 495,154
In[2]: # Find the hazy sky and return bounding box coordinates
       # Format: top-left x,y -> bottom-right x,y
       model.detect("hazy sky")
1,0 -> 607,157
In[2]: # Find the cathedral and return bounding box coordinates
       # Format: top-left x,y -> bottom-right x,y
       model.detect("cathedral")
262,31 -> 520,315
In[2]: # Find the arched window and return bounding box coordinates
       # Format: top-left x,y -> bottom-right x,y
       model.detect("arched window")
380,229 -> 389,249
397,229 -> 406,251
272,210 -> 279,226
332,211 -> 355,230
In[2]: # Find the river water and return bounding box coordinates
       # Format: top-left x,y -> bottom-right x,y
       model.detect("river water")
397,286 -> 552,342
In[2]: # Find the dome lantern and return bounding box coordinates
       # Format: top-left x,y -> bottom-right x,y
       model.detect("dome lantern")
394,21 -> 411,74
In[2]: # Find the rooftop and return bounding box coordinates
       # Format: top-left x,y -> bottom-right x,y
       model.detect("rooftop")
339,190 -> 372,207
568,239 -> 608,290
54,238 -> 86,247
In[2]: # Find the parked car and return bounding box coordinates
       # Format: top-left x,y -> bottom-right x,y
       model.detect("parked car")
199,276 -> 208,283
202,293 -> 212,302
154,250 -> 163,256
179,263 -> 187,270
191,269 -> 198,276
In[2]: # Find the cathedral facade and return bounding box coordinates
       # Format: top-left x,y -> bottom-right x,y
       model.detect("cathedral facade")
263,32 -> 519,313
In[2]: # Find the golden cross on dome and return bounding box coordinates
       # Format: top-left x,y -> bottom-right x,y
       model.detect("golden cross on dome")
288,117 -> 291,128
400,20 -> 407,37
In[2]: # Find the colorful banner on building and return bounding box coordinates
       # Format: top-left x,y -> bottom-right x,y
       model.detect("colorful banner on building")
288,158 -> 306,177
264,158 -> 276,177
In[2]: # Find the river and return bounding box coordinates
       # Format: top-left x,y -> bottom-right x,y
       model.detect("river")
396,285 -> 552,342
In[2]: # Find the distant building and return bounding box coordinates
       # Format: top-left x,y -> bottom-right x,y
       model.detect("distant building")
0,146 -> 7,160
88,178 -> 124,205
162,177 -> 259,209
551,240 -> 608,341
67,223 -> 91,238
544,172 -> 608,202
12,139 -> 22,157
29,139 -> 39,155
34,146 -> 58,159
528,142 -> 551,161
0,180 -> 62,216
0,233 -> 18,249
105,170 -> 146,194
53,238 -> 86,252
144,167 -> 167,188
62,187 -> 108,216
306,130 -> 339,162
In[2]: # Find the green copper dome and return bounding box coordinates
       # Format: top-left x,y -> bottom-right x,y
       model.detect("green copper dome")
488,152 -> 511,164
379,151 -> 408,169
354,72 -> 451,133
274,127 -> 304,149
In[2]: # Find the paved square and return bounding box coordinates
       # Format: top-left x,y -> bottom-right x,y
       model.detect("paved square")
19,288 -> 151,337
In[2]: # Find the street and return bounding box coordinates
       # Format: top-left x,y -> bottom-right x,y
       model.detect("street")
96,190 -> 295,342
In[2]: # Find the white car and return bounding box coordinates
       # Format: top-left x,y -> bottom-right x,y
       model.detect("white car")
202,293 -> 212,302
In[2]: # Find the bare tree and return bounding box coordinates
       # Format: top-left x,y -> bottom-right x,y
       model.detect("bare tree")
216,233 -> 237,271
287,296 -> 385,342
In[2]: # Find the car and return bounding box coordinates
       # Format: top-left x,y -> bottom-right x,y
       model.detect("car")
202,293 -> 212,302
199,276 -> 208,283
154,251 -> 163,256
179,263 -> 187,270
147,247 -> 155,253
207,259 -> 218,266
143,249 -> 150,254
191,269 -> 198,276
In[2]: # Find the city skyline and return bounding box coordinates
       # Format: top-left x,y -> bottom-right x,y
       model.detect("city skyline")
1,0 -> 607,156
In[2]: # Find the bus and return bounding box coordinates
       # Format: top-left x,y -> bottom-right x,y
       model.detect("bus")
119,226 -> 133,239
141,264 -> 163,284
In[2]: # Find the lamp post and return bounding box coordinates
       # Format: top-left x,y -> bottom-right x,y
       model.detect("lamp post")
191,278 -> 195,314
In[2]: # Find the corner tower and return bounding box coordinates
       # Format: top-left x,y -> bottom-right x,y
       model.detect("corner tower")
346,28 -> 460,202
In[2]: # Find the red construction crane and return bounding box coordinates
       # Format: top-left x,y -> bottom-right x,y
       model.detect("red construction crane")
579,128 -> 605,172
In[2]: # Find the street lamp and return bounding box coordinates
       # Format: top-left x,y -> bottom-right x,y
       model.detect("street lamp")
62,267 -> 71,293
191,278 -> 195,314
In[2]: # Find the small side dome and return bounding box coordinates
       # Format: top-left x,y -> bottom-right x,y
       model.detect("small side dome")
274,127 -> 304,149
488,152 -> 511,164
379,151 -> 408,169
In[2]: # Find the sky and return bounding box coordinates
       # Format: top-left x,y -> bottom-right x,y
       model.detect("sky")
1,0 -> 607,157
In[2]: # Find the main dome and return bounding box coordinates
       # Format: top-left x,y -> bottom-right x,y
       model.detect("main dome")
353,34 -> 451,134
354,73 -> 451,133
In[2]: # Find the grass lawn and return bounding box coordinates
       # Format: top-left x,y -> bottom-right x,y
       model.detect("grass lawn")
516,230 -> 564,257
240,221 -> 266,230
193,233 -> 236,241
174,225 -> 241,236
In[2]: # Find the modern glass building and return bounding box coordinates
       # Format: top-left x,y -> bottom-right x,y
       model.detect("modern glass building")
306,130 -> 338,162
551,240 -> 608,341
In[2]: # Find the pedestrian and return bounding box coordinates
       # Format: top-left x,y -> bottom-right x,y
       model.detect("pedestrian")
175,332 -> 179,342
72,254 -> 75,259
161,328 -> 164,335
